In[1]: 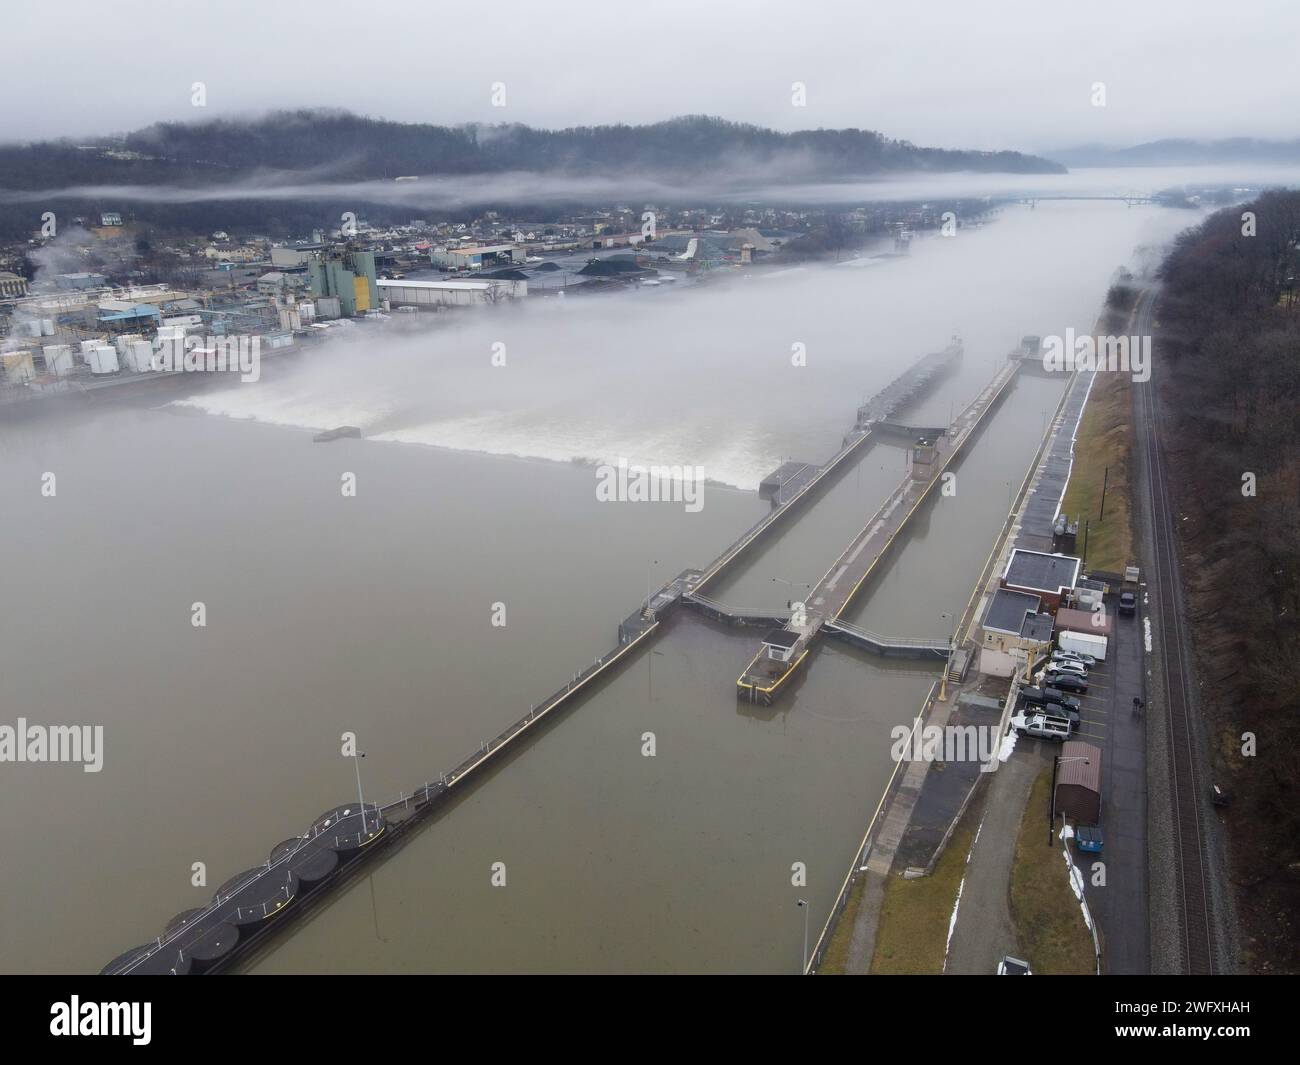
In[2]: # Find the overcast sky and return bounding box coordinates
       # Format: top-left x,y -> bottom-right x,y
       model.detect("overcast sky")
4,0 -> 1295,151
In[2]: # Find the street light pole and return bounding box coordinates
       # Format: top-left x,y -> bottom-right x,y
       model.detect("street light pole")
796,898 -> 809,974
352,748 -> 367,834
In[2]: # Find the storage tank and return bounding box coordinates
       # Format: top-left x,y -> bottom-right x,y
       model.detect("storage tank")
41,319 -> 54,336
125,340 -> 155,373
43,344 -> 74,376
87,346 -> 119,375
2,351 -> 36,383
114,332 -> 142,355
79,338 -> 102,353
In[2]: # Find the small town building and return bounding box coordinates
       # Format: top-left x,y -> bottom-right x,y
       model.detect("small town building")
1001,549 -> 1082,612
1055,740 -> 1102,824
979,588 -> 1055,677
1054,605 -> 1113,639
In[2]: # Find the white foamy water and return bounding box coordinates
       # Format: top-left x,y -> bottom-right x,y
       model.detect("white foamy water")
169,198 -> 1207,500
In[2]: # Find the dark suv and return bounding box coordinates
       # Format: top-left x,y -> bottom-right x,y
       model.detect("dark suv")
1043,671 -> 1088,693
1019,685 -> 1082,712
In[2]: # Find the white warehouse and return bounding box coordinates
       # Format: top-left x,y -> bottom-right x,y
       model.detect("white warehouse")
377,278 -> 526,309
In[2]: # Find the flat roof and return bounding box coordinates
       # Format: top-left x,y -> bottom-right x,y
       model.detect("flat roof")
1022,612 -> 1054,643
761,629 -> 800,649
1004,549 -> 1081,595
378,278 -> 491,290
441,244 -> 516,254
984,588 -> 1042,635
1055,606 -> 1112,637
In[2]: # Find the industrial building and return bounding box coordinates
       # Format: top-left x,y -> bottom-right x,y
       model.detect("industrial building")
377,277 -> 526,309
429,244 -> 525,271
307,248 -> 378,317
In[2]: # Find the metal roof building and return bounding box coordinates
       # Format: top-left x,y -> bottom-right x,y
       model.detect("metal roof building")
1055,740 -> 1102,824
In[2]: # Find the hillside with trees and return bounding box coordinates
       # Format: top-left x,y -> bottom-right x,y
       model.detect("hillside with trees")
0,111 -> 1065,186
1156,189 -> 1300,972
0,112 -> 1062,238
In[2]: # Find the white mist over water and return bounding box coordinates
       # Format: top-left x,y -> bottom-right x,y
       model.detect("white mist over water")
174,199 -> 1202,492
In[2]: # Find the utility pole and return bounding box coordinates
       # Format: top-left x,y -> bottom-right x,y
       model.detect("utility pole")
1099,466 -> 1109,521
796,899 -> 810,974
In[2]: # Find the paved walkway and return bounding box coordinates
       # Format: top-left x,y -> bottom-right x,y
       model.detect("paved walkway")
944,743 -> 1049,974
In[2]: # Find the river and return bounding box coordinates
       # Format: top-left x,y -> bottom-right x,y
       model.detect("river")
0,198 -> 1208,972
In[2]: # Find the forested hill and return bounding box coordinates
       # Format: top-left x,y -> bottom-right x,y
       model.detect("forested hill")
0,111 -> 1064,189
1156,189 -> 1300,973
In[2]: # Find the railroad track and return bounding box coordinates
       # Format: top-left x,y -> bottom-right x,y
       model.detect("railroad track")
1133,293 -> 1216,974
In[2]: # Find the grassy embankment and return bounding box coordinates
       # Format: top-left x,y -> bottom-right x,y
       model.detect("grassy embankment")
818,821 -> 974,974
869,822 -> 974,973
1057,360 -> 1135,576
1008,768 -> 1096,974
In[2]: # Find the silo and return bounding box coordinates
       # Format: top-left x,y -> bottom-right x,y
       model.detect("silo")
114,332 -> 142,355
87,346 -> 119,374
2,351 -> 36,383
43,344 -> 74,376
126,340 -> 155,373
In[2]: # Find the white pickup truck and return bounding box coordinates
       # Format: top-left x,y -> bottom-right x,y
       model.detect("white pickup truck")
1014,712 -> 1072,742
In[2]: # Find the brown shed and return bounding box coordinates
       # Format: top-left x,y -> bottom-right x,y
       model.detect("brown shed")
1054,606 -> 1113,639
1055,740 -> 1102,824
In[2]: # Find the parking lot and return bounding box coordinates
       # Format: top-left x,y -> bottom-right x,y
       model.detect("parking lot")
1045,593 -> 1150,973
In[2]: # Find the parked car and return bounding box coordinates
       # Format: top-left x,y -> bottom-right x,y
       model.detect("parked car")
1018,685 -> 1082,712
1051,649 -> 1096,668
1015,713 -> 1072,741
1044,702 -> 1081,728
1118,590 -> 1137,616
1046,659 -> 1088,678
1043,671 -> 1088,694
